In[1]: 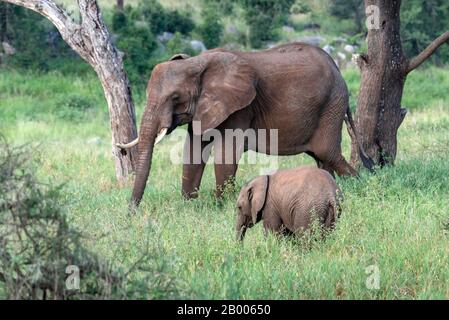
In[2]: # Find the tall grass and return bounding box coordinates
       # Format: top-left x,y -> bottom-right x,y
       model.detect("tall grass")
0,66 -> 448,299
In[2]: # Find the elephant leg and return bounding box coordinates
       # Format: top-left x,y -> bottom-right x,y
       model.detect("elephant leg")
213,112 -> 252,198
213,133 -> 245,198
214,163 -> 238,198
313,153 -> 356,178
306,151 -> 336,178
263,214 -> 283,236
182,125 -> 212,199
327,155 -> 358,177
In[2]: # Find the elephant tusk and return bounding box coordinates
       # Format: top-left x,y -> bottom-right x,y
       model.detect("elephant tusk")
155,128 -> 168,145
116,137 -> 139,149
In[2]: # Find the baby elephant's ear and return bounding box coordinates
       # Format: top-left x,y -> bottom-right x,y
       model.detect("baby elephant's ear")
249,175 -> 269,225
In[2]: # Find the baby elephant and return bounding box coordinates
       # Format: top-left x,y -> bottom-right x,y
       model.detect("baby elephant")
236,166 -> 342,241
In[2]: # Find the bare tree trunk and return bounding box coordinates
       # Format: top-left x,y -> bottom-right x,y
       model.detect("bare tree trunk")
117,0 -> 124,10
0,4 -> 7,42
351,0 -> 449,167
1,0 -> 137,182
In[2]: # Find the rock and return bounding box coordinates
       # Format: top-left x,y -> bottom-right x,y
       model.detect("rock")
344,44 -> 356,53
157,32 -> 174,43
227,24 -> 238,34
337,52 -> 347,60
332,37 -> 348,45
190,40 -> 207,52
296,36 -> 325,46
282,26 -> 295,33
87,137 -> 103,146
2,42 -> 16,55
323,44 -> 335,54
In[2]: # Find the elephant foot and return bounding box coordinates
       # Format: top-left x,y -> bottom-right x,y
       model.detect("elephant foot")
182,190 -> 199,200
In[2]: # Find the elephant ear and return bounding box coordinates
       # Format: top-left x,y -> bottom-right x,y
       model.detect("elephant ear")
192,52 -> 257,135
170,53 -> 191,61
248,175 -> 269,225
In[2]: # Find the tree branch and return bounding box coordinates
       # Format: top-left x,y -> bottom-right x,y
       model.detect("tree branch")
406,30 -> 449,74
0,0 -> 93,63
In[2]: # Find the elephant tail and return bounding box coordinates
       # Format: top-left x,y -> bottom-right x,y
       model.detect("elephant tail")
344,107 -> 375,172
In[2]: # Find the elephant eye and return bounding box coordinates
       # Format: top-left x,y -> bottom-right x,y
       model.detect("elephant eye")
172,93 -> 180,101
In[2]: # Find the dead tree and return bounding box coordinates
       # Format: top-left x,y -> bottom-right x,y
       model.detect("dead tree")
2,0 -> 138,183
351,0 -> 449,167
117,0 -> 124,11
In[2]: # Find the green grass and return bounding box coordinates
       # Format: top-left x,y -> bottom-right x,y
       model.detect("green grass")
1,66 -> 449,299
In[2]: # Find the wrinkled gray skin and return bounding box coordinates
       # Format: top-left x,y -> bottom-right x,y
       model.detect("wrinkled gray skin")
236,166 -> 342,241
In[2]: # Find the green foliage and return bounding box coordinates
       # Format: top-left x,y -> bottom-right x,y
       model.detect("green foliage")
290,1 -> 311,14
328,0 -> 364,34
0,137 -> 183,299
165,32 -> 199,57
401,0 -> 449,64
0,3 -> 75,71
197,4 -> 224,49
56,94 -> 96,123
205,0 -> 235,16
238,0 -> 295,48
136,0 -> 195,35
112,6 -> 158,86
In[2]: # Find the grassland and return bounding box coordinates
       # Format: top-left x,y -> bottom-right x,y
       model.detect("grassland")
1,65 -> 449,299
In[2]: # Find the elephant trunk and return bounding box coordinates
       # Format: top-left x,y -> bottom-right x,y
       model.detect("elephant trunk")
131,118 -> 158,208
236,214 -> 248,241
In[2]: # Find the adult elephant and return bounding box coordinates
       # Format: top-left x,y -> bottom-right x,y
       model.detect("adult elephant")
118,43 -> 373,207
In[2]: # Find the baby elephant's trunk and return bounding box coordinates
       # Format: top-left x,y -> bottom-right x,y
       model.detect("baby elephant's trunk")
236,226 -> 247,242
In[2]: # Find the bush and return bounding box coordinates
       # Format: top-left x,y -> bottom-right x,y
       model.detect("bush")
137,0 -> 195,35
328,0 -> 364,35
290,1 -> 311,14
112,6 -> 158,87
197,4 -> 224,49
401,0 -> 449,65
166,32 -> 199,57
238,0 -> 295,48
0,3 -> 76,71
0,137 -> 182,299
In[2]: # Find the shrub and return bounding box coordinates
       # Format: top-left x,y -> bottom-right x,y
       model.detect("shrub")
0,137 -> 182,299
290,1 -> 311,14
137,0 -> 195,35
401,0 -> 449,65
238,0 -> 295,48
112,7 -> 158,87
166,32 -> 199,57
206,0 -> 235,16
328,0 -> 364,35
197,5 -> 224,49
165,10 -> 196,35
0,3 -> 75,71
